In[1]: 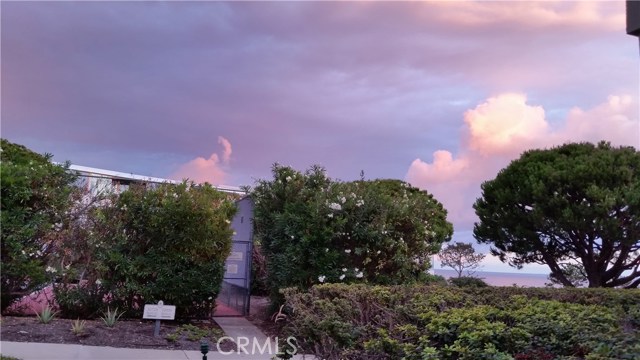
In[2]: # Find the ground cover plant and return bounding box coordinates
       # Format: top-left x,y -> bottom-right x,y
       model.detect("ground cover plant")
279,284 -> 640,360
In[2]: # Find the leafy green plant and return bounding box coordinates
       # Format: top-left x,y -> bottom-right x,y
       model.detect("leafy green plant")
70,318 -> 86,335
165,331 -> 180,343
35,305 -> 58,324
449,276 -> 489,288
1,139 -> 77,311
280,284 -> 640,360
180,324 -> 211,341
100,307 -> 123,327
85,183 -> 236,319
252,164 -> 453,305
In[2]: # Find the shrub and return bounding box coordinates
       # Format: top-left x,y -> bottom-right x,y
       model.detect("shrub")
0,139 -> 76,311
251,164 -> 453,304
94,182 -> 237,319
449,276 -> 489,288
53,283 -> 106,319
280,284 -> 640,360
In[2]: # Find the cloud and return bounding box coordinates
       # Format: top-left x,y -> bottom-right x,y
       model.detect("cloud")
464,93 -> 548,156
406,93 -> 639,230
171,136 -> 233,184
218,136 -> 233,164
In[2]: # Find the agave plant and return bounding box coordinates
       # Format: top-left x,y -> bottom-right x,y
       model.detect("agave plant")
70,318 -> 86,335
35,305 -> 58,324
100,307 -> 124,327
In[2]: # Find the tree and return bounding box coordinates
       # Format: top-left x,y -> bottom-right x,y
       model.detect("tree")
0,139 -> 77,311
546,263 -> 588,288
439,242 -> 485,278
473,142 -> 640,288
251,164 -> 453,304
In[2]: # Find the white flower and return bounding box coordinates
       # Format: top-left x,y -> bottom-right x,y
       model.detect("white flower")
286,176 -> 292,181
95,279 -> 102,285
356,272 -> 364,279
355,268 -> 359,272
342,268 -> 347,272
344,249 -> 351,254
318,275 -> 326,283
225,219 -> 231,224
328,213 -> 334,218
356,200 -> 364,207
290,235 -> 295,239
208,296 -> 213,300
339,274 -> 345,281
45,266 -> 57,273
328,203 -> 342,211
325,248 -> 329,252
377,250 -> 381,255
340,197 -> 346,204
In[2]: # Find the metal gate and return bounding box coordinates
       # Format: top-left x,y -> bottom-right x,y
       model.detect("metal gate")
216,197 -> 254,316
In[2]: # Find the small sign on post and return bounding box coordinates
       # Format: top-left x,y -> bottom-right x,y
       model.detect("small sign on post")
143,300 -> 176,337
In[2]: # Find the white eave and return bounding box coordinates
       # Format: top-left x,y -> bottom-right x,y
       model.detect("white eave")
64,164 -> 245,194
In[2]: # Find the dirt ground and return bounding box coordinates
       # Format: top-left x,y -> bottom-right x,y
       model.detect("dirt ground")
0,316 -> 236,352
1,296 -> 278,352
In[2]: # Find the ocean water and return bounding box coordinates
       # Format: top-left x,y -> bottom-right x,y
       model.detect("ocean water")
434,269 -> 550,287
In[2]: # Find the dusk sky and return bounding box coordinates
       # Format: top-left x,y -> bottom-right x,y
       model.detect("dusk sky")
3,1 -> 639,274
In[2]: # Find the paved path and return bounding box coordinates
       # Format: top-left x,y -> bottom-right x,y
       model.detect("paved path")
0,341 -> 314,360
1,317 -> 314,360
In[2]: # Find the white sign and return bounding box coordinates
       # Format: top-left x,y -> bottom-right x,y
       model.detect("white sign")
143,302 -> 176,320
228,251 -> 243,261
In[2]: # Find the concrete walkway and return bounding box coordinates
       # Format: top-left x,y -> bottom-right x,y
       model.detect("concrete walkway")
0,341 -> 314,360
1,317 -> 314,360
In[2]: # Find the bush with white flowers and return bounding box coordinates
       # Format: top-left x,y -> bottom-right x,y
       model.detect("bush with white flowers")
251,164 -> 453,305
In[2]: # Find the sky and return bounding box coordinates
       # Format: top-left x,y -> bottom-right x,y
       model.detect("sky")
2,1 -> 639,274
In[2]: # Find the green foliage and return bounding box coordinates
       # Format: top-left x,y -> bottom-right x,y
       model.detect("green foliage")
280,284 -> 640,359
439,242 -> 486,277
35,305 -> 58,324
55,182 -> 236,319
53,283 -> 107,319
165,323 -> 225,343
449,276 -> 489,288
70,318 -> 86,335
473,141 -> 640,288
0,139 -> 77,311
423,273 -> 448,285
100,307 -> 123,327
251,164 -> 453,304
546,263 -> 588,288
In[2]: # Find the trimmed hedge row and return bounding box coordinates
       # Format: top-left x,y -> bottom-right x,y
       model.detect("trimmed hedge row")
280,284 -> 640,359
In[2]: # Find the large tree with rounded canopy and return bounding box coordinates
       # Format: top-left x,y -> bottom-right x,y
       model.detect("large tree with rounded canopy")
473,141 -> 640,288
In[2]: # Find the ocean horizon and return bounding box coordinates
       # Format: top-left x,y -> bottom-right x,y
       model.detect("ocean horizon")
434,269 -> 550,287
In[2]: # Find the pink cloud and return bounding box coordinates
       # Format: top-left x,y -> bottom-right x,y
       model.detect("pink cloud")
464,93 -> 547,156
171,136 -> 233,184
427,1 -> 624,31
406,93 -> 639,230
218,136 -> 232,164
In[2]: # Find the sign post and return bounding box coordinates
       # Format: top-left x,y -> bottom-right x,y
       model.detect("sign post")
143,300 -> 176,337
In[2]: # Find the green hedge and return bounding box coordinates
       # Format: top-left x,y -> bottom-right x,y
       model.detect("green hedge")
280,284 -> 640,359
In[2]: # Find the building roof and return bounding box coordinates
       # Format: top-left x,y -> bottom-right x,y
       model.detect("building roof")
67,164 -> 246,195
